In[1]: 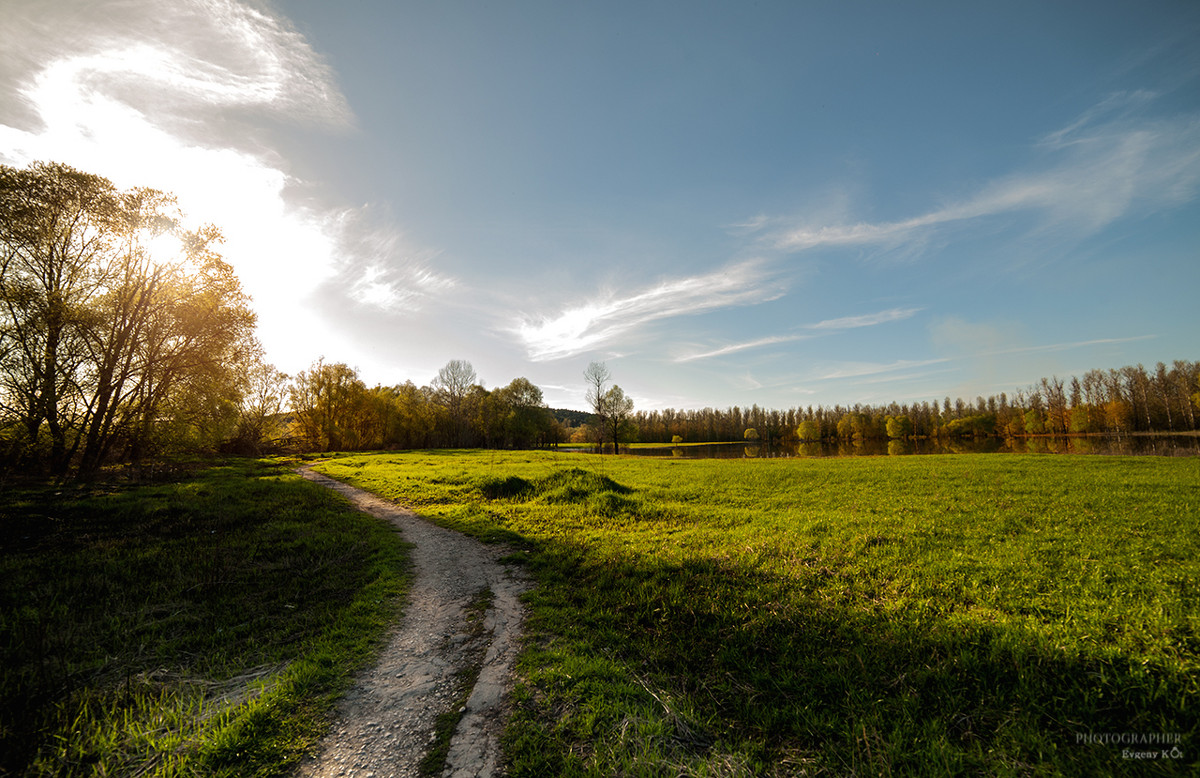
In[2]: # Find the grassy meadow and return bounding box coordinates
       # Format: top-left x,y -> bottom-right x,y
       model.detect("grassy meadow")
314,450 -> 1199,776
0,459 -> 411,777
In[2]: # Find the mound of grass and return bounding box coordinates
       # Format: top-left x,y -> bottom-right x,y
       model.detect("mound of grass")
0,459 -> 411,777
476,474 -> 534,499
476,468 -> 631,503
533,468 -> 631,504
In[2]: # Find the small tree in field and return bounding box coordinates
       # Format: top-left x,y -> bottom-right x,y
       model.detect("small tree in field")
603,384 -> 634,454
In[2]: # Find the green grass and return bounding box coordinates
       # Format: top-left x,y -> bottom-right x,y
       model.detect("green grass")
314,450 -> 1200,776
556,441 -> 743,450
0,459 -> 411,777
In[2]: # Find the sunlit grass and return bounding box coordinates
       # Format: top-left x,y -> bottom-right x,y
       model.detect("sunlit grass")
0,459 -> 411,776
315,450 -> 1200,776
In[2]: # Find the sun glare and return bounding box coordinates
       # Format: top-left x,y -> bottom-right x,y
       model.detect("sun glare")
0,38 -> 346,374
138,229 -> 186,269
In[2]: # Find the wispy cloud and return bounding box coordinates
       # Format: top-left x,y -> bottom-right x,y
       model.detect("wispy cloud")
931,315 -> 1157,361
674,334 -> 810,363
808,306 -> 923,330
513,260 -> 781,361
673,306 -> 920,363
980,335 -> 1157,358
815,359 -> 951,381
331,209 -> 455,313
0,0 -> 451,372
766,94 -> 1200,256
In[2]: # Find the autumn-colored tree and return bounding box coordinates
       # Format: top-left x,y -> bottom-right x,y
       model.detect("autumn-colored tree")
796,420 -> 821,441
885,415 -> 913,439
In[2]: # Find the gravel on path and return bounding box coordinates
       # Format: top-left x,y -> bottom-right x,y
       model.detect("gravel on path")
293,467 -> 529,778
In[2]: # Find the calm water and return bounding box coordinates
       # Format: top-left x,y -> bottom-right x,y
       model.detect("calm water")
614,435 -> 1200,459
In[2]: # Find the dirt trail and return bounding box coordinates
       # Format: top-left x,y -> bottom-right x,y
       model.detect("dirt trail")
294,467 -> 529,778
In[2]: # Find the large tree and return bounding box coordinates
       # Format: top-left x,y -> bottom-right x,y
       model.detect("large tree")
497,376 -> 552,448
433,359 -> 477,447
289,359 -> 369,451
0,162 -> 256,477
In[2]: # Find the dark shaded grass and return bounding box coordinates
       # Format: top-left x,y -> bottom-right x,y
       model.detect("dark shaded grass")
514,548 -> 1194,776
316,451 -> 1199,776
0,459 -> 411,776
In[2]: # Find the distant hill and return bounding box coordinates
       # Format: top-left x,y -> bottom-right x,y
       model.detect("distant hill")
551,408 -> 593,427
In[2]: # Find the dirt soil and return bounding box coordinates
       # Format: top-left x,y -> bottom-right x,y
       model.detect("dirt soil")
293,467 -> 529,778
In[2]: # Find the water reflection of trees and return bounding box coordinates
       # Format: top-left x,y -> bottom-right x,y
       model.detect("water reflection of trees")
627,434 -> 1200,459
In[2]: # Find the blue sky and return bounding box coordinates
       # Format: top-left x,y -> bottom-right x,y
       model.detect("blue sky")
2,1 -> 1198,411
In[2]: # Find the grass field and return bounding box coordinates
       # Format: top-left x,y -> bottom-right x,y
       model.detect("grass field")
314,450 -> 1199,776
0,459 -> 411,777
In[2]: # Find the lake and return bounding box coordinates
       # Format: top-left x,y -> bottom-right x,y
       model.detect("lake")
610,434 -> 1200,459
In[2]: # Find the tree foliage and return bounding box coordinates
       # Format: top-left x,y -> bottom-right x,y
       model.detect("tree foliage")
0,162 -> 256,477
602,384 -> 635,454
278,359 -> 559,454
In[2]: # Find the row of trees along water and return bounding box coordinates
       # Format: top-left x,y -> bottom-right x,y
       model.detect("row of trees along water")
3,162 -> 1198,479
628,363 -> 1200,446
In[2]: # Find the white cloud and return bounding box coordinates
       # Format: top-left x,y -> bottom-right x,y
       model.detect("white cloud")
672,307 -> 920,364
816,359 -> 951,381
808,306 -> 923,330
674,334 -> 810,363
767,96 -> 1200,256
332,210 -> 455,313
0,0 -> 451,375
513,260 -> 782,361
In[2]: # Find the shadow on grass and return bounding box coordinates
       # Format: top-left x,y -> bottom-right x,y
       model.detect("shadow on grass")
512,544 -> 1198,776
0,459 -> 410,776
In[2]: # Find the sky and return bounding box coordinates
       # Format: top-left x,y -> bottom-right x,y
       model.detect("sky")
2,0 -> 1198,412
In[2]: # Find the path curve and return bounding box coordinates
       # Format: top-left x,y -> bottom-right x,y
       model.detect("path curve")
294,467 -> 529,778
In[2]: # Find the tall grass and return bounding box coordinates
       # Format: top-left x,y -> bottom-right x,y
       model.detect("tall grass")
315,451 -> 1199,776
0,459 -> 411,777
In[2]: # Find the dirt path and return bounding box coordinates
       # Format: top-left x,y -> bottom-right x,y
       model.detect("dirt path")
294,467 -> 529,778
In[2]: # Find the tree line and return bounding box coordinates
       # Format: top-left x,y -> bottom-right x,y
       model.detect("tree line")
283,358 -> 561,453
3,162 -> 1196,479
625,362 -> 1200,446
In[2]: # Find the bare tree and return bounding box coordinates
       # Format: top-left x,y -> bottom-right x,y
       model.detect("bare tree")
433,359 -> 477,446
231,345 -> 289,454
583,361 -> 610,452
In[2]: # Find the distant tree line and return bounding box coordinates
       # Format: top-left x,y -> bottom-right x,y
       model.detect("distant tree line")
627,361 -> 1200,445
3,162 -> 1196,478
